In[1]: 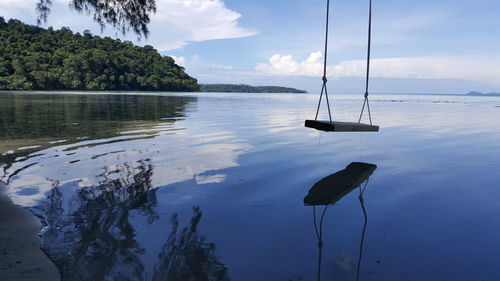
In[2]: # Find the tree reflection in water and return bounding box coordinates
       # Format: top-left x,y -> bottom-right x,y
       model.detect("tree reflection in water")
34,160 -> 228,281
38,160 -> 156,280
1,93 -> 231,280
153,206 -> 229,281
0,93 -> 197,178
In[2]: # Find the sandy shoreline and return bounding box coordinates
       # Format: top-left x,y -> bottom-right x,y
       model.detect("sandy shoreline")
0,181 -> 60,281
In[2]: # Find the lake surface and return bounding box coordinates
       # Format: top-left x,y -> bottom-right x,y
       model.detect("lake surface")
1,91 -> 500,281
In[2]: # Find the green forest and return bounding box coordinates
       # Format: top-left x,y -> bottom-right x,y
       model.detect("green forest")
0,18 -> 199,91
200,84 -> 307,93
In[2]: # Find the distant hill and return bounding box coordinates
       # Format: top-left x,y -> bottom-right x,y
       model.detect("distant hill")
0,18 -> 199,91
467,91 -> 500,96
200,84 -> 307,93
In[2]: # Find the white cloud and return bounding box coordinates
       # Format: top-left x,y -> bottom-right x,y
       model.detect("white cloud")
0,0 -> 256,51
170,55 -> 186,67
0,0 -> 35,9
177,55 -> 235,82
149,0 -> 257,50
255,52 -> 324,76
255,52 -> 500,84
332,56 -> 500,83
0,0 -> 38,20
189,55 -> 233,71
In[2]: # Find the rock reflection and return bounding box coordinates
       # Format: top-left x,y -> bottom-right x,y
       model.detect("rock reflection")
36,160 -> 158,281
304,162 -> 377,281
153,206 -> 229,281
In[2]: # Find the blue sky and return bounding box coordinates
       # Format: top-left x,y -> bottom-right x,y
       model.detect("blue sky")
1,0 -> 500,93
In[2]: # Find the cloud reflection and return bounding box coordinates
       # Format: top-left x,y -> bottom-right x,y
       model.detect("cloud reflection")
1,94 -> 249,207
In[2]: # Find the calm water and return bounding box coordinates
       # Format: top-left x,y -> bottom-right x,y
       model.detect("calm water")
1,91 -> 500,281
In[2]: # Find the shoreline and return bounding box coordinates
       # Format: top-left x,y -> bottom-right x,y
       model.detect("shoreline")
0,181 -> 60,281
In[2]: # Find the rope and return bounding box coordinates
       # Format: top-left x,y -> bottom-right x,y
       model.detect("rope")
313,205 -> 329,281
314,0 -> 332,123
358,0 -> 373,125
356,178 -> 370,281
314,0 -> 375,125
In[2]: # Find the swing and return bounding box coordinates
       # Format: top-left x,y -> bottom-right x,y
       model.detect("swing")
305,0 -> 379,132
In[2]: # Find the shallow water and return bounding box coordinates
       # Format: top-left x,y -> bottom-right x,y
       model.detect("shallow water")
1,91 -> 500,281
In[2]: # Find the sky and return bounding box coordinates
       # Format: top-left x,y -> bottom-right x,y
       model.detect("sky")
1,0 -> 500,94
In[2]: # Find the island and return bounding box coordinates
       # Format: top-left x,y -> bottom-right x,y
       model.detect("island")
0,18 -> 199,91
0,18 -> 306,94
200,84 -> 307,93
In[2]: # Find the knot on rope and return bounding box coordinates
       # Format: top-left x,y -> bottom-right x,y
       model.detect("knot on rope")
322,76 -> 328,83
364,92 -> 369,98
318,240 -> 323,248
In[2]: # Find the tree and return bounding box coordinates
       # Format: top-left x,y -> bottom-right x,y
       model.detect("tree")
0,19 -> 200,91
36,0 -> 157,38
0,17 -> 7,28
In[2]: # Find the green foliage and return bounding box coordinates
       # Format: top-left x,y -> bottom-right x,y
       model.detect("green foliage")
200,84 -> 307,93
0,18 -> 200,91
36,0 -> 156,37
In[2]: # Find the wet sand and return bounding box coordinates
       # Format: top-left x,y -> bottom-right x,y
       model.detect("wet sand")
0,181 -> 60,281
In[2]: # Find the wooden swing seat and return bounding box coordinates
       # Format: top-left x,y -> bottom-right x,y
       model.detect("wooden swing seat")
305,119 -> 379,132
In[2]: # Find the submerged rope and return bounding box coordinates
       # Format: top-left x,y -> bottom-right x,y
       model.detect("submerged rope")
358,0 -> 373,125
356,178 -> 370,281
313,205 -> 329,281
